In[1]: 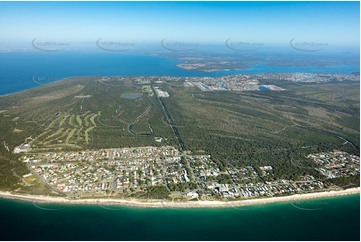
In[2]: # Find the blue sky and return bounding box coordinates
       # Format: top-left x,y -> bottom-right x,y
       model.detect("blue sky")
0,1 -> 359,47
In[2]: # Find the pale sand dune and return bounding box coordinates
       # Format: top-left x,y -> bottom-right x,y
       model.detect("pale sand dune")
0,188 -> 359,208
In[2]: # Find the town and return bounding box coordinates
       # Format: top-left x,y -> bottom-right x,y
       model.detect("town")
307,151 -> 360,179
181,72 -> 358,92
20,146 -> 360,201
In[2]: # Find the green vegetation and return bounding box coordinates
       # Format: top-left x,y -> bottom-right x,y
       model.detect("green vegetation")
0,76 -> 359,194
329,175 -> 360,189
145,186 -> 170,199
168,182 -> 197,192
160,79 -> 359,182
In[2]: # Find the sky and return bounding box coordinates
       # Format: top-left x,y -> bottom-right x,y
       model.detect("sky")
0,1 -> 359,47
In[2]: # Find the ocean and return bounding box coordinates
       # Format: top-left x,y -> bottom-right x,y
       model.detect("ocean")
0,194 -> 359,240
0,51 -> 359,95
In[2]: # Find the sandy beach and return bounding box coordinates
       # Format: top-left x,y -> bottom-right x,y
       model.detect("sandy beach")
0,187 -> 359,208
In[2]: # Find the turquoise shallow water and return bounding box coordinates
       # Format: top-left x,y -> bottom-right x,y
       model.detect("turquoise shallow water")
0,194 -> 359,240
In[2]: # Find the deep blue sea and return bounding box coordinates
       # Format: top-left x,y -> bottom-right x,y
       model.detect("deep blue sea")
0,51 -> 359,95
0,194 -> 359,240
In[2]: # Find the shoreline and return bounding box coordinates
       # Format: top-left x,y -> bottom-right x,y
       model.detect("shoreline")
0,70 -> 359,97
0,187 -> 359,208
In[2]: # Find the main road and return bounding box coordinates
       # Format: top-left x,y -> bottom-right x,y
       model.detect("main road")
151,84 -> 186,151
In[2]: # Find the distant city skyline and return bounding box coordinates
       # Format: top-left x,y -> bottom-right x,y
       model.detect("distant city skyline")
0,1 -> 359,47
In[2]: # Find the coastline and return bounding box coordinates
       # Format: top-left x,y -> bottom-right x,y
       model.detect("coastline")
0,187 -> 359,208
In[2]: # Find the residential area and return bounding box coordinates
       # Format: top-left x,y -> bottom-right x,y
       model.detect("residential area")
181,72 -> 359,92
21,146 -> 359,200
307,151 -> 360,179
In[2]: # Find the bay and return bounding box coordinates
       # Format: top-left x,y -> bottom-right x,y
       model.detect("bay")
0,52 -> 359,95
